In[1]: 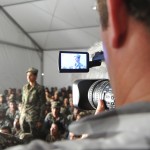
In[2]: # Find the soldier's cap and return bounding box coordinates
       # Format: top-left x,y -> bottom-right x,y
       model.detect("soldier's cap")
51,102 -> 60,109
26,67 -> 38,75
74,54 -> 80,58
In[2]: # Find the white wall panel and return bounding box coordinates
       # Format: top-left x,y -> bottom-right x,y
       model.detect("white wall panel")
0,44 -> 42,93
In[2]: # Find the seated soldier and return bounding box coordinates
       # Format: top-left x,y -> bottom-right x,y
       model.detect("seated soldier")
44,102 -> 68,134
60,97 -> 70,116
45,87 -> 52,103
0,94 -> 8,112
5,100 -> 18,124
46,121 -> 65,143
67,108 -> 80,125
0,132 -> 23,149
0,109 -> 12,129
16,89 -> 22,104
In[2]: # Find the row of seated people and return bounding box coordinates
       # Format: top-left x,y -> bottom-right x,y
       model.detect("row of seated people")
0,86 -> 94,149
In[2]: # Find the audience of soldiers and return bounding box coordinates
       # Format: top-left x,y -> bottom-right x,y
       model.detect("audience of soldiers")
0,86 -> 94,149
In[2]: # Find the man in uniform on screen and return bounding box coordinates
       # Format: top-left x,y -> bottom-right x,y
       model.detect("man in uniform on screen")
73,54 -> 85,69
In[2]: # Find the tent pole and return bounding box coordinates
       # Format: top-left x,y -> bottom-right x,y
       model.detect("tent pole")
41,51 -> 44,85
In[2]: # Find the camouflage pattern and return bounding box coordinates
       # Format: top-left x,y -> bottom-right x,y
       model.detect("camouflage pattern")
0,103 -> 8,112
20,82 -> 46,137
60,106 -> 71,116
21,82 -> 46,122
5,109 -> 19,123
0,132 -> 23,149
0,109 -> 12,128
67,114 -> 76,125
45,134 -> 63,143
0,118 -> 12,129
44,112 -> 67,130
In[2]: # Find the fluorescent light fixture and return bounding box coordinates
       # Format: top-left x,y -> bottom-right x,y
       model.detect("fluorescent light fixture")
92,6 -> 97,10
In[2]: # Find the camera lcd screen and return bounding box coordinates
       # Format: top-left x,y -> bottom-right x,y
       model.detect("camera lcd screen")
59,51 -> 89,73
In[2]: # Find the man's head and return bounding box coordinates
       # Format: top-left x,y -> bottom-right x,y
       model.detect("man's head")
50,123 -> 59,136
18,102 -> 22,112
26,67 -> 38,84
51,102 -> 60,118
63,97 -> 69,106
74,54 -> 81,63
9,100 -> 16,112
0,94 -> 4,103
97,0 -> 150,106
97,0 -> 150,30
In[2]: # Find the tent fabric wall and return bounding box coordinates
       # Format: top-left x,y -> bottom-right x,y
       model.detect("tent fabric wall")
0,9 -> 42,93
0,45 -> 42,92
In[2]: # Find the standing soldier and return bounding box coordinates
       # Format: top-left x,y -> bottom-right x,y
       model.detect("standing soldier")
19,67 -> 46,139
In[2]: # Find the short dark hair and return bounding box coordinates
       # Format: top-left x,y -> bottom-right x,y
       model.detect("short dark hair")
97,0 -> 108,30
97,0 -> 150,30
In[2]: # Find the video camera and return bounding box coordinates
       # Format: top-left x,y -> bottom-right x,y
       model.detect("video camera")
58,51 -> 115,110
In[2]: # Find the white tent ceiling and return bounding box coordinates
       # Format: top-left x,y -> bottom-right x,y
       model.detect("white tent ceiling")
0,0 -> 100,50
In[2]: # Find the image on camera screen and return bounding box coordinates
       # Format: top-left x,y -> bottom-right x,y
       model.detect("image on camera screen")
59,51 -> 89,73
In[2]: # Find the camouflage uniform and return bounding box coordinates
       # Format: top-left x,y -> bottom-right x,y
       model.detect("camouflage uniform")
20,68 -> 46,138
0,132 -> 23,149
0,103 -> 8,112
0,110 -> 12,129
44,102 -> 68,129
60,106 -> 71,116
45,134 -> 63,143
44,112 -> 67,129
0,119 -> 12,129
0,94 -> 8,112
5,109 -> 19,124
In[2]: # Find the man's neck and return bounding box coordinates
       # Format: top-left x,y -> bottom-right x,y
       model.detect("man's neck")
29,82 -> 36,87
113,20 -> 150,107
117,72 -> 150,107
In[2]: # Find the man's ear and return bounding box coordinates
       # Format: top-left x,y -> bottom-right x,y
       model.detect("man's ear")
107,0 -> 128,48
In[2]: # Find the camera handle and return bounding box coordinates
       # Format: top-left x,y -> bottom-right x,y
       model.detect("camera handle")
89,60 -> 102,68
89,51 -> 104,68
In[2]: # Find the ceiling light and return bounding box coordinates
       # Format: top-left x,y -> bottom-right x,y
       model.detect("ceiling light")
92,6 -> 97,10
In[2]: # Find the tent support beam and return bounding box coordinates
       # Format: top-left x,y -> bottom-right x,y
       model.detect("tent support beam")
28,25 -> 100,34
44,47 -> 90,51
2,0 -> 45,8
0,40 -> 42,52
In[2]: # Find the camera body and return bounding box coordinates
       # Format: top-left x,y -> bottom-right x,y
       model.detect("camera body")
58,50 -> 115,110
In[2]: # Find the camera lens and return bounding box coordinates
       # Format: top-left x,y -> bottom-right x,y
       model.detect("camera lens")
88,79 -> 115,110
